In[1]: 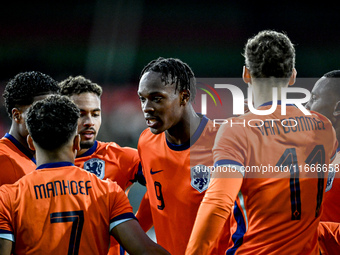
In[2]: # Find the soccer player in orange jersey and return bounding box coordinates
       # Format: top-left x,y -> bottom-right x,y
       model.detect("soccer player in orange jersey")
136,57 -> 229,255
59,76 -> 144,189
318,221 -> 340,255
59,76 -> 145,254
0,71 -> 60,186
186,30 -> 338,255
305,70 -> 340,254
306,70 -> 340,223
0,95 -> 169,255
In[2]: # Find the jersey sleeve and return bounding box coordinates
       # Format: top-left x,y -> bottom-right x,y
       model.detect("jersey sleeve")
213,120 -> 248,176
107,180 -> 136,231
185,175 -> 242,254
0,155 -> 16,186
0,186 -> 14,242
135,192 -> 153,232
117,147 -> 144,188
318,221 -> 340,255
186,121 -> 246,254
129,162 -> 146,186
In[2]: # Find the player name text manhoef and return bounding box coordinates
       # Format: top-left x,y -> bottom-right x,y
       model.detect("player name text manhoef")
34,180 -> 92,199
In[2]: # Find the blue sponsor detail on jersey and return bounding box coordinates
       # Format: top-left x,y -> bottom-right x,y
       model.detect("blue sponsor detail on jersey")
83,158 -> 105,179
191,164 -> 210,193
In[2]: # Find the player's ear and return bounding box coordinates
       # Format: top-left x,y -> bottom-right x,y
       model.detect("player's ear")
333,100 -> 340,118
73,134 -> 81,152
12,108 -> 21,123
243,66 -> 252,85
180,90 -> 190,105
288,68 -> 297,86
27,135 -> 35,151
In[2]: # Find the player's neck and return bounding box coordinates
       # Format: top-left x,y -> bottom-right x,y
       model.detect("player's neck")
8,126 -> 33,155
76,148 -> 89,157
165,106 -> 201,145
251,80 -> 289,108
35,149 -> 76,167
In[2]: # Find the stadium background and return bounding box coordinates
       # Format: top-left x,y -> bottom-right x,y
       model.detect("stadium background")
0,0 -> 338,233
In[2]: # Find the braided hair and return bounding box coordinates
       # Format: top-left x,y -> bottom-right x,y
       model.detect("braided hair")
140,57 -> 197,101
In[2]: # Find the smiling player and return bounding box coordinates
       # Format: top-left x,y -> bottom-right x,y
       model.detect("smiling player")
305,70 -> 340,223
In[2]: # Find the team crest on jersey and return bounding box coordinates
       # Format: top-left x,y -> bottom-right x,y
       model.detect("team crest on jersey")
191,165 -> 210,193
326,165 -> 335,192
83,158 -> 105,179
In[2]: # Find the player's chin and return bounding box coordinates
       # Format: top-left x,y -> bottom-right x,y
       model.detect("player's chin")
149,126 -> 166,135
80,140 -> 95,149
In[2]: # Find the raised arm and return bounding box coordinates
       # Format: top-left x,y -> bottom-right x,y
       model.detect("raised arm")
185,170 -> 243,254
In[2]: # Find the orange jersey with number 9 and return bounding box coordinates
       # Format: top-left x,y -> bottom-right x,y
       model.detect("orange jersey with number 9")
138,116 -> 229,255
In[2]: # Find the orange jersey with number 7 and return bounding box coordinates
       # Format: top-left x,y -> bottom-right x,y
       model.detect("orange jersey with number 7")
0,162 -> 135,255
138,115 -> 229,255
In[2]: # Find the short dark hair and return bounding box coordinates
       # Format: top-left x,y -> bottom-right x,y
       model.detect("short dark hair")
323,70 -> 340,96
324,70 -> 340,78
3,71 -> 60,118
26,95 -> 80,150
243,30 -> 295,79
140,57 -> 197,101
59,75 -> 102,97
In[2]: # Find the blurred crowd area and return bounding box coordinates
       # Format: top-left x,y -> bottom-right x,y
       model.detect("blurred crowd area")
96,84 -> 147,148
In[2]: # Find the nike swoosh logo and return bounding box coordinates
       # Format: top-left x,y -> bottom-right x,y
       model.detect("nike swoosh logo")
150,168 -> 164,175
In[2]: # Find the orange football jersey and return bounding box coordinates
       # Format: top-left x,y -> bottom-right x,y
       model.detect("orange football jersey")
0,133 -> 36,186
321,149 -> 340,222
74,140 -> 143,255
318,221 -> 340,255
0,162 -> 135,255
138,115 -> 226,255
75,140 -> 143,191
212,104 -> 337,254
